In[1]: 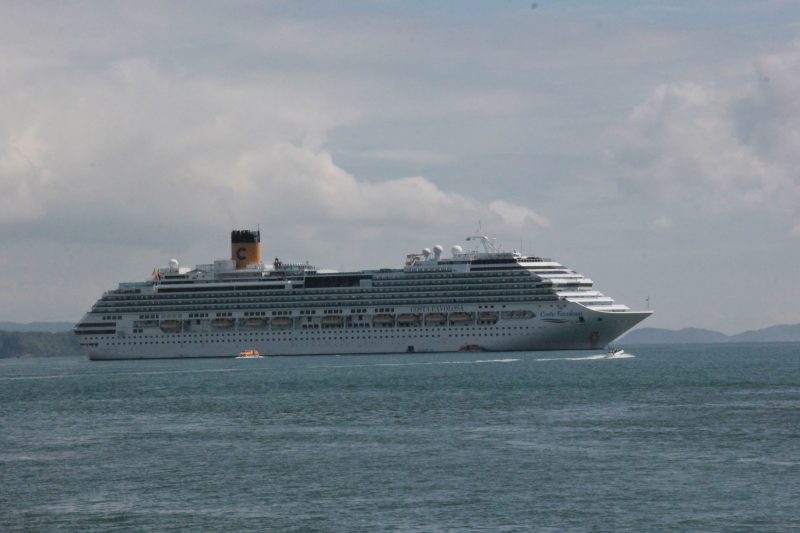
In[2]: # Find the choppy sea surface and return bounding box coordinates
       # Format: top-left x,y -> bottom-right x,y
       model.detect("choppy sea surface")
1,343 -> 799,531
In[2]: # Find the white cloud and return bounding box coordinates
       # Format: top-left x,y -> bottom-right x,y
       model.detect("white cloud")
0,132 -> 54,222
488,200 -> 550,230
614,41 -> 800,231
0,58 -> 546,243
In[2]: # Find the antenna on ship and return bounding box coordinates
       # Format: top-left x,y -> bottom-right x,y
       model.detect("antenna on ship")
466,220 -> 499,254
465,235 -> 499,253
646,296 -> 650,310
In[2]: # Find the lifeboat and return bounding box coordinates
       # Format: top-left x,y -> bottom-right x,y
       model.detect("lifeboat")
425,312 -> 446,325
159,319 -> 181,332
396,313 -> 420,325
449,312 -> 473,324
211,318 -> 234,328
373,314 -> 395,326
271,317 -> 292,328
478,312 -> 498,323
322,316 -> 343,326
245,318 -> 267,327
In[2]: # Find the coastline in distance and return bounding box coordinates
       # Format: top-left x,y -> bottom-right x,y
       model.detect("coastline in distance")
620,323 -> 800,344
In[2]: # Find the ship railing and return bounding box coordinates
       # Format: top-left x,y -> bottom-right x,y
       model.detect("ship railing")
119,282 -> 150,289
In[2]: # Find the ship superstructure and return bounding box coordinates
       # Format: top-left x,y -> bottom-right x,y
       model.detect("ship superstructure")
74,230 -> 652,360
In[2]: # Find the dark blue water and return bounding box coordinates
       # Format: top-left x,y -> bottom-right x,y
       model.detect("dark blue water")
2,344 -> 799,531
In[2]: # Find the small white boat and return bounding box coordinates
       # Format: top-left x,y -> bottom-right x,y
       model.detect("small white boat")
605,348 -> 625,358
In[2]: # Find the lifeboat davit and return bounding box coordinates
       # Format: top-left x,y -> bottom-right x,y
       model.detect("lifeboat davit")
245,318 -> 267,327
211,318 -> 234,328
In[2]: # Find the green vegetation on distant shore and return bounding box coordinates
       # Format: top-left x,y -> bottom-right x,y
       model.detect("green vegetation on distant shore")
0,321 -> 75,333
0,331 -> 82,358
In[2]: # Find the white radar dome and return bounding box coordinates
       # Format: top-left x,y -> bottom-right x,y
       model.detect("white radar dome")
433,245 -> 444,259
451,245 -> 463,256
169,258 -> 179,269
422,247 -> 432,258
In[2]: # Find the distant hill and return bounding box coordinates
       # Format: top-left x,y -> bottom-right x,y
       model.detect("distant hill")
0,331 -> 82,358
0,321 -> 75,333
729,324 -> 800,343
620,323 -> 800,344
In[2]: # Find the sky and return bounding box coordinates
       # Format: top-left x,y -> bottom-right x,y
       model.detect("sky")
1,0 -> 799,334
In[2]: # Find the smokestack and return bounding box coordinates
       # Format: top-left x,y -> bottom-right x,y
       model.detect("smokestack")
231,230 -> 262,269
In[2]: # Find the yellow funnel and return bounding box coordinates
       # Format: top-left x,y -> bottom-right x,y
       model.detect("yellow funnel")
231,230 -> 262,269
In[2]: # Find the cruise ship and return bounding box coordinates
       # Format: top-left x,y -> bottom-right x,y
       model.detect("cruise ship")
74,230 -> 652,360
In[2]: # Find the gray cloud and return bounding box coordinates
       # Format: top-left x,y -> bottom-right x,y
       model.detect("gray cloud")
614,41 -> 800,233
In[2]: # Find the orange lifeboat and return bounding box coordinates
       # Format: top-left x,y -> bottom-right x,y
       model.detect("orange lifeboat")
396,313 -> 420,325
373,314 -> 395,326
425,313 -> 446,325
159,319 -> 181,332
478,312 -> 498,323
449,312 -> 473,324
271,317 -> 292,329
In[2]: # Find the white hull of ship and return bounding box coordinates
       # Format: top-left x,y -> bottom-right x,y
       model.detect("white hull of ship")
84,304 -> 651,361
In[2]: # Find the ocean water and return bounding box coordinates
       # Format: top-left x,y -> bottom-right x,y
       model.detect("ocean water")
1,343 -> 798,531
